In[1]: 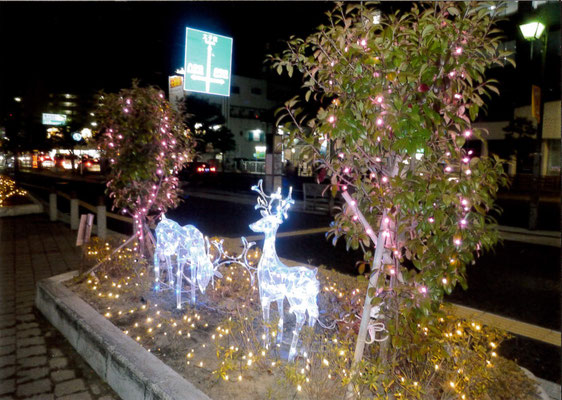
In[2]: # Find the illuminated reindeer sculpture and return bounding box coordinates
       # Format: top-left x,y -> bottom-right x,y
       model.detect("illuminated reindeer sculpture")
153,215 -> 215,308
249,180 -> 320,361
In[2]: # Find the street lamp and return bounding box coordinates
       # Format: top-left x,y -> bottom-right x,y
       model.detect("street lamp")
518,19 -> 548,230
519,21 -> 545,40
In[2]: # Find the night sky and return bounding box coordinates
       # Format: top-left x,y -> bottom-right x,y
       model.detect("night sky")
0,1 -> 559,116
0,1 -> 334,103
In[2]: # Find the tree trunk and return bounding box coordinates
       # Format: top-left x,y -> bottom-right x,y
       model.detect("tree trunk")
345,159 -> 400,399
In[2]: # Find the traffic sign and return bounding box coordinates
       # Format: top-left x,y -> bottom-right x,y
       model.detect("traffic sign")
184,27 -> 233,97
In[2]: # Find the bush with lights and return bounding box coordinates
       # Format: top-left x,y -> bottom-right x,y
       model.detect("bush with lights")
96,82 -> 195,257
267,0 -> 519,391
73,238 -> 539,399
0,175 -> 28,207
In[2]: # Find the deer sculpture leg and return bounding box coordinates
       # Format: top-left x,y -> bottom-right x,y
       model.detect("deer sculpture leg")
175,260 -> 182,309
166,255 -> 174,286
261,301 -> 271,347
288,312 -> 306,362
308,306 -> 319,328
190,258 -> 197,304
153,251 -> 161,291
276,299 -> 284,345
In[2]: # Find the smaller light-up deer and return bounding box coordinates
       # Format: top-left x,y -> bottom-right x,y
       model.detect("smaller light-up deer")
249,180 -> 319,361
153,215 -> 215,308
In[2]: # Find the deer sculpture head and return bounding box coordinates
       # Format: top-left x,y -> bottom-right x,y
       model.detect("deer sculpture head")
249,180 -> 294,236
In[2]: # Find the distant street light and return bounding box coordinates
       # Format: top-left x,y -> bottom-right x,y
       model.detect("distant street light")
518,19 -> 548,230
519,21 -> 546,40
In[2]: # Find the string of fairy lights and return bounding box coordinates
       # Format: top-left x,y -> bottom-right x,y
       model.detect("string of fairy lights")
0,175 -> 27,207
82,238 -> 500,399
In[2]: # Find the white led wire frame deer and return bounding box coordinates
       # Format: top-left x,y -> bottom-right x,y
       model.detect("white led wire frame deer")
154,215 -> 257,309
153,215 -> 217,308
249,180 -> 320,362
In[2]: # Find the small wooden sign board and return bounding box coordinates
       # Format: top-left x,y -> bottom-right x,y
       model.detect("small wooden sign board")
76,214 -> 94,246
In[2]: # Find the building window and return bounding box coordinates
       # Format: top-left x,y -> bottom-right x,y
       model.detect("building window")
247,129 -> 265,142
250,87 -> 262,95
231,86 -> 240,94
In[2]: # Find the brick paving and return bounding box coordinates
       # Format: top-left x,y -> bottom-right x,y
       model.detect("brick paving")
0,214 -> 118,400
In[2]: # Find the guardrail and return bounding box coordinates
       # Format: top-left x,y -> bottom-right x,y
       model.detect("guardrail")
19,182 -> 133,239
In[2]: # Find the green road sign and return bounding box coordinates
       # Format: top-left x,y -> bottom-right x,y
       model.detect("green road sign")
184,27 -> 233,97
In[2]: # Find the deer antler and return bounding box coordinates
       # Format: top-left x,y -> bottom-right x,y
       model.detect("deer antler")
276,186 -> 294,220
251,179 -> 293,219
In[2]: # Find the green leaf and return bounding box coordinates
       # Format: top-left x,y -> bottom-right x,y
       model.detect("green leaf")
287,64 -> 294,78
422,24 -> 434,38
447,6 -> 460,16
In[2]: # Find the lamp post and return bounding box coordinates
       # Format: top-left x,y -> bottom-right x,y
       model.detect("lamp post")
519,20 -> 547,230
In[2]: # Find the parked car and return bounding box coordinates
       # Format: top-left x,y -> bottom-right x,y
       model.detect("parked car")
54,154 -> 80,170
81,155 -> 100,173
38,154 -> 54,169
179,162 -> 217,181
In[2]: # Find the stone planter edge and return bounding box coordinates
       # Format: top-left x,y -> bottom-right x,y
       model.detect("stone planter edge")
35,270 -> 212,400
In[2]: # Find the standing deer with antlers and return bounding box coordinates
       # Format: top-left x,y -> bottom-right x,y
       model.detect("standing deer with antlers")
249,180 -> 319,361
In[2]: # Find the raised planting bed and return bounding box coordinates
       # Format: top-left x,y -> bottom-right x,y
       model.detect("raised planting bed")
0,175 -> 43,216
37,236 -> 553,400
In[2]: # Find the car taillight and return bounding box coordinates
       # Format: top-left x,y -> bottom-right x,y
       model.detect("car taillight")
86,162 -> 92,167
210,167 -> 216,172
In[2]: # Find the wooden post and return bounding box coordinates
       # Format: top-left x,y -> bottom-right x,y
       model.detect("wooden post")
49,190 -> 57,222
96,196 -> 106,239
70,191 -> 79,230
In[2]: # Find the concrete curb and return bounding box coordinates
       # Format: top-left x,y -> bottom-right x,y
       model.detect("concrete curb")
35,271 -> 212,400
0,193 -> 43,217
521,367 -> 561,400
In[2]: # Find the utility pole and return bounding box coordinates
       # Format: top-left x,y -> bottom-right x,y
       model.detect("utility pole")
522,24 -> 548,230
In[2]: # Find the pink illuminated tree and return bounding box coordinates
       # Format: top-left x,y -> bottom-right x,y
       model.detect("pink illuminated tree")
96,83 -> 195,257
268,0 -> 511,378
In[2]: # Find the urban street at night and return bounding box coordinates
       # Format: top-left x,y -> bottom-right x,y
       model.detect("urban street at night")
0,2 -> 560,399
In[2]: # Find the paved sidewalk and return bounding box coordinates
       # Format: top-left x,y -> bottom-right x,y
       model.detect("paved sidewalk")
0,214 -> 118,400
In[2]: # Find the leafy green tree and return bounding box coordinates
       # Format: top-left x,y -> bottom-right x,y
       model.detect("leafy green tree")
182,96 -> 235,158
268,0 -> 510,379
96,83 -> 195,256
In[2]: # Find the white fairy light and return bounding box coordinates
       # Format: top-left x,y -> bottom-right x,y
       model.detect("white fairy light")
249,180 -> 319,362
